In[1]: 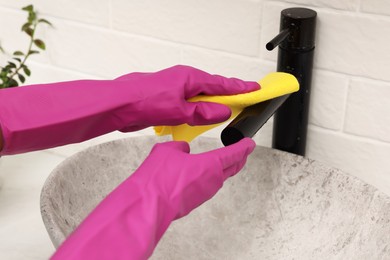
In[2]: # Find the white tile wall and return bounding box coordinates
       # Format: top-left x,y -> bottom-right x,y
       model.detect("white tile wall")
345,78 -> 390,143
316,9 -> 390,82
45,18 -> 182,78
0,0 -> 110,27
1,0 -> 390,258
181,46 -> 276,81
361,0 -> 390,16
111,0 -> 263,56
309,70 -> 349,130
284,0 -> 360,11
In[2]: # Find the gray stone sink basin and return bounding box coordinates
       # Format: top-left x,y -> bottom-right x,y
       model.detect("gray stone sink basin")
41,136 -> 390,259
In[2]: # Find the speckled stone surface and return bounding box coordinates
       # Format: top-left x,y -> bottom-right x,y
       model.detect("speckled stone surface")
41,136 -> 390,259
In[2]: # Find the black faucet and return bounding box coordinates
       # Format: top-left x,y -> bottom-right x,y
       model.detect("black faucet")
220,7 -> 316,157
269,7 -> 317,156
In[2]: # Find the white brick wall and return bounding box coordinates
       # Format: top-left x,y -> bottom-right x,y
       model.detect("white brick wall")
45,17 -> 181,78
345,79 -> 390,143
0,0 -> 110,26
0,1 -> 389,195
309,70 -> 349,131
285,0 -> 360,11
361,0 -> 390,16
111,0 -> 263,56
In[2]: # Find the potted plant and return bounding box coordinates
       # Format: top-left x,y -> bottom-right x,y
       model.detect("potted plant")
0,5 -> 52,89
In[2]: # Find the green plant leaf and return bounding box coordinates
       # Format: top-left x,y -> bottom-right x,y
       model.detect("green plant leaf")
28,50 -> 40,55
8,78 -> 19,88
23,66 -> 31,76
18,74 -> 26,83
13,57 -> 22,63
38,19 -> 53,26
34,39 -> 45,50
22,5 -> 34,12
7,62 -> 17,68
24,27 -> 34,37
0,70 -> 7,78
1,65 -> 10,72
13,51 -> 24,56
21,22 -> 32,32
28,12 -> 37,23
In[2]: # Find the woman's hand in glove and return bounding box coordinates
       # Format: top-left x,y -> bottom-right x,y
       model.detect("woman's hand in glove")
52,138 -> 256,260
0,65 -> 259,154
116,65 -> 260,131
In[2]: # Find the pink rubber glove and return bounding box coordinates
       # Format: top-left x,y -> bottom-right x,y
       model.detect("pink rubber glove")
51,138 -> 256,259
0,65 -> 259,155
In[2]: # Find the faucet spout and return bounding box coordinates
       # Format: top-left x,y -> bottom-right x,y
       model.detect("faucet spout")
266,29 -> 290,51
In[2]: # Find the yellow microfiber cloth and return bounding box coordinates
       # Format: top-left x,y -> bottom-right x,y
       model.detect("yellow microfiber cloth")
154,72 -> 299,142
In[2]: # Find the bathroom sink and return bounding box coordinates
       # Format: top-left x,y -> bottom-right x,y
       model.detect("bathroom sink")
41,136 -> 390,259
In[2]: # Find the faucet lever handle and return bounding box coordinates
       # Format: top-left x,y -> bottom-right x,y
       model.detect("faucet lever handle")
266,29 -> 290,51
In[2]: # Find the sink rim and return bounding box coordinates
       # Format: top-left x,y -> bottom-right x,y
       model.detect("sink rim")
40,135 -> 390,256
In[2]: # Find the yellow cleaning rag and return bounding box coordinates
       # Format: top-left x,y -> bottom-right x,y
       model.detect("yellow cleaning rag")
154,72 -> 299,142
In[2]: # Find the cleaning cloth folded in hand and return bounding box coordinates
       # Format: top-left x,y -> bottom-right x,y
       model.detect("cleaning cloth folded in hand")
154,72 -> 299,142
